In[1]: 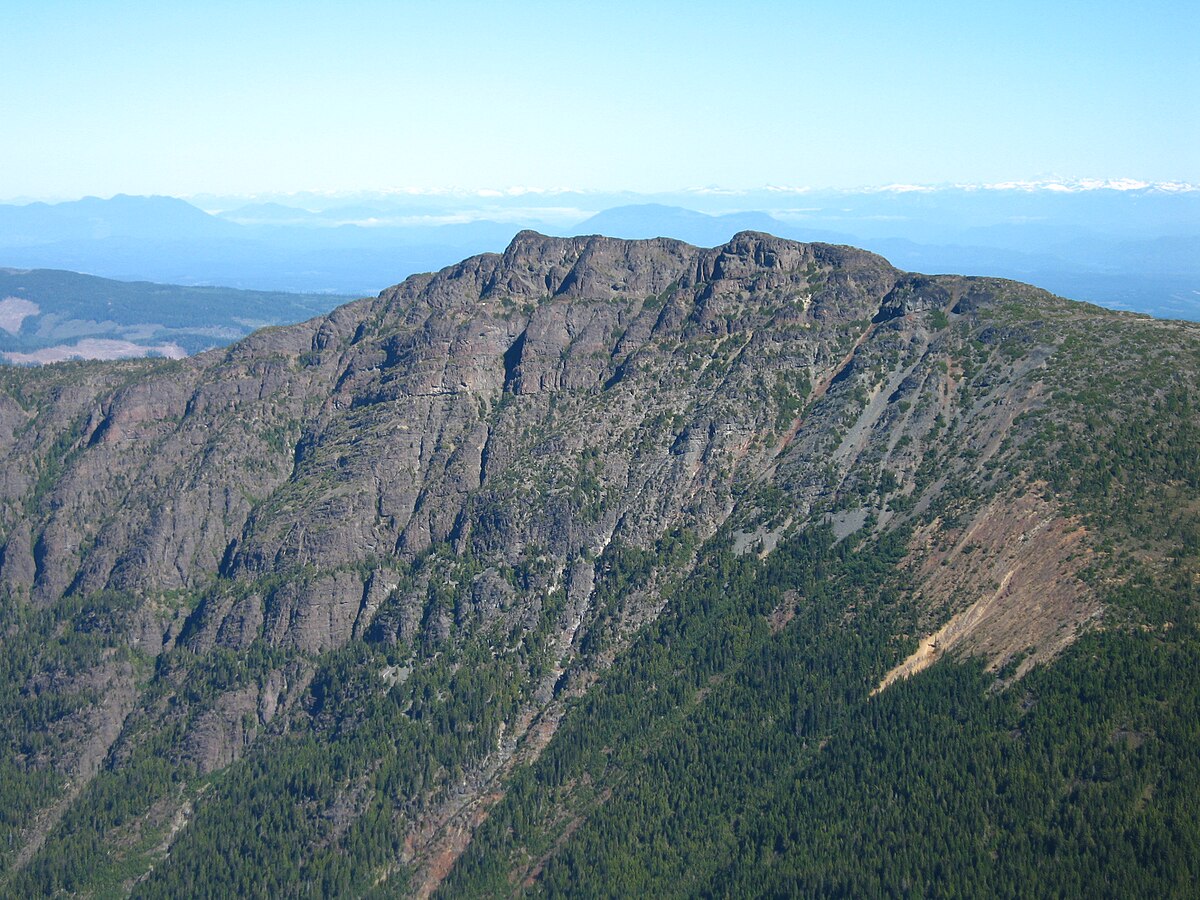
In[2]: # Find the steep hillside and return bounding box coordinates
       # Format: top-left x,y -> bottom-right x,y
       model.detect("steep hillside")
0,232 -> 1195,896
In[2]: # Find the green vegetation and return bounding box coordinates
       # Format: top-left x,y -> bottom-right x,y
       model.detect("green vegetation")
0,591 -> 150,878
444,525 -> 914,897
443,525 -> 1200,897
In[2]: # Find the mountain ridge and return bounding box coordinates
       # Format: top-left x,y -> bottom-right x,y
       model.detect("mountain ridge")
0,230 -> 1196,896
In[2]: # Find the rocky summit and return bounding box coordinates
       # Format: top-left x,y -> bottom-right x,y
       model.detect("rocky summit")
0,232 -> 1197,896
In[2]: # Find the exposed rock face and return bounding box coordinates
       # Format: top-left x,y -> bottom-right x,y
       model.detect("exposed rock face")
2,231 -> 1193,894
0,232 -> 901,650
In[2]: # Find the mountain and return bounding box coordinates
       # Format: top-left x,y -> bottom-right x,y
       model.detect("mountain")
0,232 -> 1197,896
0,194 -> 240,246
0,268 -> 354,362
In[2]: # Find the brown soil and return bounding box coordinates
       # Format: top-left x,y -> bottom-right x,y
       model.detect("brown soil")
874,488 -> 1101,694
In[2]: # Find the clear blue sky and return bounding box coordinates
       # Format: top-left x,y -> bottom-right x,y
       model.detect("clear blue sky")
2,0 -> 1197,199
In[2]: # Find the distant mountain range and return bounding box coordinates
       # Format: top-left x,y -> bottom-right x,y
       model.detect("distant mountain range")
0,187 -> 1197,320
0,194 -> 518,295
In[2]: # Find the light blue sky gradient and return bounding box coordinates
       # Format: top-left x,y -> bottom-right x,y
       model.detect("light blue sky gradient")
2,0 -> 1197,199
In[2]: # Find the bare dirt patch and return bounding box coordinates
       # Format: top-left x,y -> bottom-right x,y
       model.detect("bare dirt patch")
875,488 -> 1101,694
3,338 -> 187,364
0,296 -> 39,334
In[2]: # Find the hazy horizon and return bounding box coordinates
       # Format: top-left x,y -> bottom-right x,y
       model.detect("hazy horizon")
5,177 -> 1199,208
